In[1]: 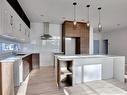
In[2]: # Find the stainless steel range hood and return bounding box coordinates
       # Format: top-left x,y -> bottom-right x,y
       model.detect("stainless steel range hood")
41,22 -> 52,40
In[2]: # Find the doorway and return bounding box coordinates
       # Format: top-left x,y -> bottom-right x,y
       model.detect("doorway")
103,39 -> 108,54
94,40 -> 99,54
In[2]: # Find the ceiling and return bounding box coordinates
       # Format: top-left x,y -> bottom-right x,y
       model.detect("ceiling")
18,0 -> 127,31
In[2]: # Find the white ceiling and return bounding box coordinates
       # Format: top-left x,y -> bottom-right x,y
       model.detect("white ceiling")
18,0 -> 127,31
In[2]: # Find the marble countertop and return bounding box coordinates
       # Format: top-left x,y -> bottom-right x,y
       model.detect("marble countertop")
55,54 -> 125,61
0,53 -> 32,63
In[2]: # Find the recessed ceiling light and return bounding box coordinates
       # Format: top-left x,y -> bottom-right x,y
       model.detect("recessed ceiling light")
62,17 -> 66,19
117,24 -> 120,26
81,19 -> 85,21
40,14 -> 44,17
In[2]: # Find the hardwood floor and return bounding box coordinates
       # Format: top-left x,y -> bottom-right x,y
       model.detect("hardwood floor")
26,67 -> 65,95
25,66 -> 127,95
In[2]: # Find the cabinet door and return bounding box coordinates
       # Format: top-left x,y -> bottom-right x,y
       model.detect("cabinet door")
3,1 -> 15,36
102,58 -> 113,79
2,63 -> 15,95
14,14 -> 23,40
0,5 -> 2,35
1,0 -> 18,39
19,21 -> 26,42
24,26 -> 30,42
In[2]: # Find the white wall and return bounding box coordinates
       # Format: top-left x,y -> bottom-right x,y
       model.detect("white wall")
104,27 -> 127,63
22,23 -> 62,66
93,31 -> 104,54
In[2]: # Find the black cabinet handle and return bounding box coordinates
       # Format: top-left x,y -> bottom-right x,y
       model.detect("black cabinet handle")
25,29 -> 27,35
19,24 -> 22,31
10,15 -> 13,26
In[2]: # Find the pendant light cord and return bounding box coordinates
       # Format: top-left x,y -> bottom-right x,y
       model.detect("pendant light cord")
98,7 -> 101,24
73,2 -> 77,22
86,5 -> 90,23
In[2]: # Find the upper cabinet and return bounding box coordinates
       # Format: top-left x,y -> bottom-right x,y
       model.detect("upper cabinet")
0,0 -> 2,35
0,0 -> 30,42
7,0 -> 30,28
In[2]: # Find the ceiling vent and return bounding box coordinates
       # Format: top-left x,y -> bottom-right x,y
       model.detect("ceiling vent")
41,22 -> 52,40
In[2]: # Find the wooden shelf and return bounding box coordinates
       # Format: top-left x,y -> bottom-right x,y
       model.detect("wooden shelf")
61,67 -> 72,74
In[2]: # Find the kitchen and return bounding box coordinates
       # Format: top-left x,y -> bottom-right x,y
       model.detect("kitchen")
0,0 -> 127,95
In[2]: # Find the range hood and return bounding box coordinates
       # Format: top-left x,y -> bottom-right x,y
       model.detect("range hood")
41,22 -> 52,40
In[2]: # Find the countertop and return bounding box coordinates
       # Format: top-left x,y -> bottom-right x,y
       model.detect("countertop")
0,53 -> 32,63
55,54 -> 125,61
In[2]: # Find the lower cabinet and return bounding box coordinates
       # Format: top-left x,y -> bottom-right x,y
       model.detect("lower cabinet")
32,53 -> 40,69
0,62 -> 15,95
22,54 -> 32,80
22,53 -> 40,80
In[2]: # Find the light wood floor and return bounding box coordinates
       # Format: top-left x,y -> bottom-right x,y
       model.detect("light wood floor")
26,67 -> 65,95
25,66 -> 127,95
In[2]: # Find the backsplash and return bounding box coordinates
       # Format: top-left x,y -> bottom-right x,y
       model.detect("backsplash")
0,51 -> 13,60
0,37 -> 21,60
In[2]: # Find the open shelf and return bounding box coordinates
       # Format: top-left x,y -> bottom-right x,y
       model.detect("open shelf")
61,74 -> 72,87
60,61 -> 73,87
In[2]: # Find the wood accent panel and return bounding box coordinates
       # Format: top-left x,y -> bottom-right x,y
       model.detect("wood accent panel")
0,63 -> 2,95
64,21 -> 80,37
1,63 -> 14,95
32,53 -> 40,69
62,21 -> 89,54
80,37 -> 89,54
23,54 -> 32,80
57,59 -> 60,87
62,24 -> 65,53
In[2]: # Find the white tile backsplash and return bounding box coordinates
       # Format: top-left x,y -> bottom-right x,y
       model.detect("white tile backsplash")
22,23 -> 62,66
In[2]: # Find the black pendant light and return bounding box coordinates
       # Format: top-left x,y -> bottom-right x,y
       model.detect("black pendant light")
73,2 -> 77,26
86,5 -> 90,27
98,7 -> 102,32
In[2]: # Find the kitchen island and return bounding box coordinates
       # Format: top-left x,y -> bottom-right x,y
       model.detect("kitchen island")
55,55 -> 125,87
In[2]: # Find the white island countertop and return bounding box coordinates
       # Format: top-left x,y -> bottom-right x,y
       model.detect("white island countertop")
55,54 -> 125,61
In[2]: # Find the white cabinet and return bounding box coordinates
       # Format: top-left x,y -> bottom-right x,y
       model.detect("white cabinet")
0,0 -> 31,42
2,0 -> 14,37
0,3 -> 2,35
0,0 -> 5,36
4,9 -> 14,36
73,58 -> 114,85
16,21 -> 30,42
24,26 -> 30,42
102,58 -> 113,79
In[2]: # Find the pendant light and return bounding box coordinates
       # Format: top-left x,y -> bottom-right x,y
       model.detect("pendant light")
73,2 -> 77,26
86,5 -> 90,27
98,7 -> 102,32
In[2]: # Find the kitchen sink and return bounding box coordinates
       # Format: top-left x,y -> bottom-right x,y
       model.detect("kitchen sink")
16,54 -> 26,56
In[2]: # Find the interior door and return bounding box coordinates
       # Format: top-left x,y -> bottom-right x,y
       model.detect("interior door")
94,40 -> 99,54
